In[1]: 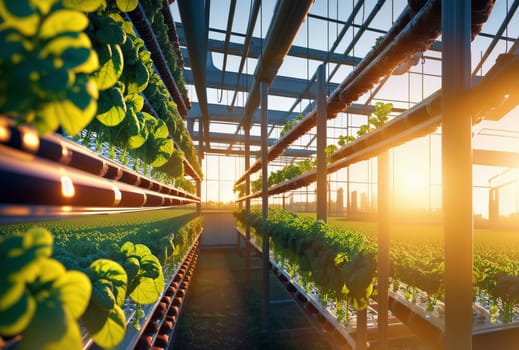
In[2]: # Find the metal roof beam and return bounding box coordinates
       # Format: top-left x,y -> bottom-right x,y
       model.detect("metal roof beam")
473,150 -> 519,168
186,103 -> 299,124
186,102 -> 388,125
192,131 -> 277,145
182,52 -> 341,99
198,147 -> 315,158
177,24 -> 362,67
192,131 -> 315,157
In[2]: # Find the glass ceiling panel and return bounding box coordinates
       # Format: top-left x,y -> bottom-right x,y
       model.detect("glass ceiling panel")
170,0 -> 519,176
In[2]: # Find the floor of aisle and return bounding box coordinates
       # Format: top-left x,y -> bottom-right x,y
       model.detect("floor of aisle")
172,247 -> 332,350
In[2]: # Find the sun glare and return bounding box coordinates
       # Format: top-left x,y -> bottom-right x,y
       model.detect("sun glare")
403,168 -> 428,191
395,167 -> 430,210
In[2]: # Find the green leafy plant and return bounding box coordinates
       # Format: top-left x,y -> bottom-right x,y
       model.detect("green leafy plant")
82,258 -> 127,348
120,241 -> 165,305
243,158 -> 317,197
244,103 -> 391,196
371,35 -> 385,52
144,69 -> 202,177
357,102 -> 393,137
115,0 -> 138,12
174,177 -> 196,194
0,227 -> 91,350
0,0 -> 202,186
0,212 -> 189,349
131,115 -> 173,168
338,134 -> 355,147
280,113 -> 304,137
81,7 -> 189,178
86,10 -> 142,129
157,149 -> 185,178
81,241 -> 166,345
325,144 -> 337,163
233,182 -> 246,198
235,208 -> 376,310
251,177 -> 262,193
141,0 -> 186,94
0,0 -> 101,135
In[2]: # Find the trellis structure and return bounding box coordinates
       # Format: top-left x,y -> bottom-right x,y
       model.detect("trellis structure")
175,0 -> 519,349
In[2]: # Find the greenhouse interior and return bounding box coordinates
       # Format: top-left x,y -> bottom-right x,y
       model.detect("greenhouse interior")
1,0 -> 519,349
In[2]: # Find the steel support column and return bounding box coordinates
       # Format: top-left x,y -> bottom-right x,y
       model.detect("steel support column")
177,0 -> 209,150
260,80 -> 270,332
316,64 -> 327,222
196,112 -> 203,215
196,180 -> 201,215
356,308 -> 367,350
377,151 -> 390,349
442,1 -> 473,349
245,123 -> 251,289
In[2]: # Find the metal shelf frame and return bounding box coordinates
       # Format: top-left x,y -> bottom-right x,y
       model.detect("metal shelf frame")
0,120 -> 200,219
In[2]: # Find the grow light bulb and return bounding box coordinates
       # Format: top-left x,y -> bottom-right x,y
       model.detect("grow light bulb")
60,144 -> 72,164
0,124 -> 10,142
112,185 -> 122,206
61,175 -> 75,198
22,129 -> 39,152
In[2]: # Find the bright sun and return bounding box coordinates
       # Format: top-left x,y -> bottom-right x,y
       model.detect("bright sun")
403,168 -> 428,191
395,167 -> 430,210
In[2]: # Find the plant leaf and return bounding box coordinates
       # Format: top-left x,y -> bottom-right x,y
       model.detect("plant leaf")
26,227 -> 53,258
124,61 -> 149,93
39,32 -> 92,58
0,289 -> 36,336
92,44 -> 123,90
129,269 -> 164,305
88,259 -> 127,307
62,0 -> 105,12
61,47 -> 91,71
40,94 -> 93,135
126,111 -> 147,149
115,0 -> 138,12
33,0 -> 60,14
36,67 -> 70,95
0,29 -> 26,62
149,138 -> 173,168
0,0 -> 40,36
39,10 -> 88,39
121,242 -> 165,304
91,280 -> 116,310
139,253 -> 161,279
34,258 -> 65,286
54,270 -> 92,320
47,75 -> 97,135
20,295 -> 82,350
82,303 -> 126,348
95,22 -> 126,45
96,86 -> 126,126
154,118 -> 169,139
1,228 -> 53,281
73,48 -> 99,74
125,93 -> 144,112
0,280 -> 24,310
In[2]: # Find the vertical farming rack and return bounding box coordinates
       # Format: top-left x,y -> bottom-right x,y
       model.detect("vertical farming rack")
2,0 -> 519,349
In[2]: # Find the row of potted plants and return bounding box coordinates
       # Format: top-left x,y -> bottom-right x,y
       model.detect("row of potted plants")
235,102 -> 393,198
0,215 -> 203,349
234,208 -> 377,311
